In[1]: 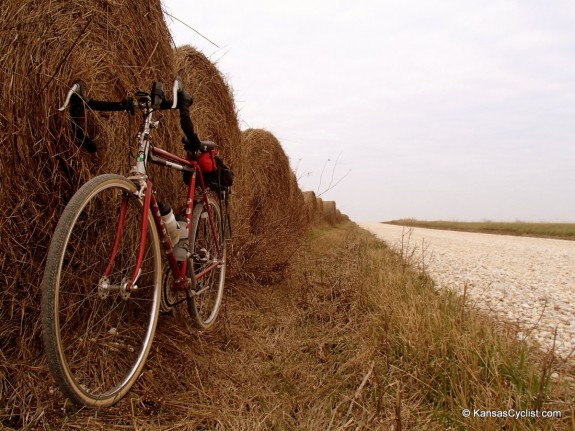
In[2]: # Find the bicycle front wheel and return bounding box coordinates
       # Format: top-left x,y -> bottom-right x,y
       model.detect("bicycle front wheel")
41,174 -> 162,407
187,196 -> 226,330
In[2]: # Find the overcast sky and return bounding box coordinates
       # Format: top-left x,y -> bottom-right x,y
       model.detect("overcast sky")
162,0 -> 575,222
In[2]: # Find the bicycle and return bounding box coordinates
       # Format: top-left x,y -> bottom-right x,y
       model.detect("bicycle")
41,78 -> 231,407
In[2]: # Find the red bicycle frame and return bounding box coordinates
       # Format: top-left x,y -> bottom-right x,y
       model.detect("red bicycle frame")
101,145 -> 224,293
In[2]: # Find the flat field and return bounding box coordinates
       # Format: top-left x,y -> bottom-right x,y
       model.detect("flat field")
386,219 -> 575,240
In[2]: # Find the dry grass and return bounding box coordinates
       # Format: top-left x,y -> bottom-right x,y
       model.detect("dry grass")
345,224 -> 573,430
8,222 -> 571,430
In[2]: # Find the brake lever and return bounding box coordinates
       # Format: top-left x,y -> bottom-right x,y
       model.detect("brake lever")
58,83 -> 82,111
171,77 -> 183,109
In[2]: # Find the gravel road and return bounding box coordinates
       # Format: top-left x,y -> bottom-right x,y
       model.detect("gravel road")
359,222 -> 575,359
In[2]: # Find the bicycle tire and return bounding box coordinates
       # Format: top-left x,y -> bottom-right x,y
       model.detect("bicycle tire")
41,174 -> 162,407
187,195 -> 226,329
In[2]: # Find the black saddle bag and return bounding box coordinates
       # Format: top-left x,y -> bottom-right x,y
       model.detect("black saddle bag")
183,155 -> 234,193
204,156 -> 234,192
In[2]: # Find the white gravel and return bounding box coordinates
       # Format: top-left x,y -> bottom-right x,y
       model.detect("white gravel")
358,222 -> 575,359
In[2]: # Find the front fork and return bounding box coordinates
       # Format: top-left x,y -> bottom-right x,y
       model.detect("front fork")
97,179 -> 152,298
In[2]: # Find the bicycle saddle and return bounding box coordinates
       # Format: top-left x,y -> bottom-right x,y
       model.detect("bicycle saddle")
199,141 -> 216,152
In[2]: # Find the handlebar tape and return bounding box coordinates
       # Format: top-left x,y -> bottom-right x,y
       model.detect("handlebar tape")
177,92 -> 201,153
69,97 -> 133,153
69,95 -> 97,153
163,92 -> 201,152
68,90 -> 200,154
86,99 -> 134,113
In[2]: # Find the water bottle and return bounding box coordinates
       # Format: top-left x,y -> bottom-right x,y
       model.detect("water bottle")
158,202 -> 180,246
173,219 -> 189,261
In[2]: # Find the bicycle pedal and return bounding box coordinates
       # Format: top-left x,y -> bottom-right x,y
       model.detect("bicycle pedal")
196,248 -> 210,262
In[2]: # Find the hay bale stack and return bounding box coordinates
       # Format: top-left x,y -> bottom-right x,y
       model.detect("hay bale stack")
235,129 -> 305,283
322,200 -> 338,225
0,0 -> 180,422
311,198 -> 350,225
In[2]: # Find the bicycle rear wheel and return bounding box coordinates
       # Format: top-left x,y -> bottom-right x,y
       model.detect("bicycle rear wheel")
187,196 -> 226,329
41,174 -> 161,407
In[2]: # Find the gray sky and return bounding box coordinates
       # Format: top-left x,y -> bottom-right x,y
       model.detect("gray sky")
162,0 -> 575,222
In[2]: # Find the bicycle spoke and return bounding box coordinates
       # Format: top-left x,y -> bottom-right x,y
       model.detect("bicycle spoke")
187,196 -> 226,329
42,175 -> 161,407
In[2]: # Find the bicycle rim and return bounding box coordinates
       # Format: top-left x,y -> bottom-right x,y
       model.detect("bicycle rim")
188,196 -> 226,329
41,174 -> 161,407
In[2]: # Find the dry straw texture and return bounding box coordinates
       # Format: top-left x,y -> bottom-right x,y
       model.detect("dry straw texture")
0,1 -> 349,426
0,0 -> 179,424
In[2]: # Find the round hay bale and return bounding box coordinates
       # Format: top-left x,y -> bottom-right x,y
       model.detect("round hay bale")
234,128 -> 305,283
334,208 -> 348,223
174,45 -> 241,165
316,197 -> 325,222
302,191 -> 319,224
322,200 -> 338,226
336,209 -> 351,223
303,191 -> 317,204
0,0 -> 180,422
